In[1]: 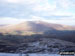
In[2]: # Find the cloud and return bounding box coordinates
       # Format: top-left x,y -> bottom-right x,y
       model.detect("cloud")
46,20 -> 75,26
0,16 -> 45,25
0,16 -> 75,26
32,0 -> 56,12
0,17 -> 26,25
55,0 -> 75,9
30,15 -> 75,25
0,0 -> 42,5
31,16 -> 45,20
0,0 -> 75,16
31,16 -> 75,26
0,0 -> 75,25
55,0 -> 70,9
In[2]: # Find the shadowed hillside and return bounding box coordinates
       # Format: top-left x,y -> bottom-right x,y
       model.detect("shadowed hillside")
0,31 -> 75,53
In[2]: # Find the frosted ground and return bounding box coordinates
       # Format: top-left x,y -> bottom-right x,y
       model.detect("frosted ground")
0,53 -> 61,56
0,53 -> 75,56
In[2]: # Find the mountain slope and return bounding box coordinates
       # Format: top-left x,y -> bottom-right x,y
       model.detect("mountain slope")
0,21 -> 75,35
0,33 -> 75,53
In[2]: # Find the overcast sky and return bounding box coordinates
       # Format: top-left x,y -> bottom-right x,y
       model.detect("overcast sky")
0,0 -> 75,25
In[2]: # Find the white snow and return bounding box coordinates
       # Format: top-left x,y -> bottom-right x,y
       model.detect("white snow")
0,53 -> 61,56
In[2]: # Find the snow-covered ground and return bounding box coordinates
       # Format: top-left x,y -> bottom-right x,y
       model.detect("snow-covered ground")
0,53 -> 61,56
0,53 -> 75,56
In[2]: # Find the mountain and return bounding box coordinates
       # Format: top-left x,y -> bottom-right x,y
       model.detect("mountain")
0,21 -> 75,35
0,21 -> 75,53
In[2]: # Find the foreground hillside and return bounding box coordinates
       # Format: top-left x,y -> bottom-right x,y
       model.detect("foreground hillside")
0,33 -> 75,53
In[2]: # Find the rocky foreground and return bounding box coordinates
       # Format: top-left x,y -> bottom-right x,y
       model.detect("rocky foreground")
16,38 -> 75,54
0,36 -> 75,54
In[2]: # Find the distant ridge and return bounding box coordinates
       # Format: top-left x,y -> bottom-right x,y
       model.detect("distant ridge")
0,21 -> 75,35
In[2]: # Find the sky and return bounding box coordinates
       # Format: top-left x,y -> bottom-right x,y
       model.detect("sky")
0,0 -> 75,25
